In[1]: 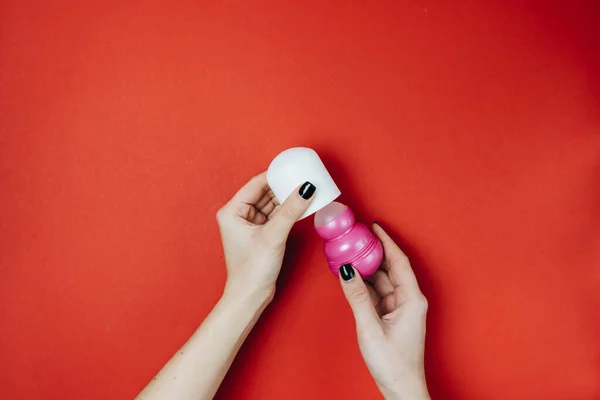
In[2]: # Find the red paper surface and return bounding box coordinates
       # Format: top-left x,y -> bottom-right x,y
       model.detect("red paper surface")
1,1 -> 599,399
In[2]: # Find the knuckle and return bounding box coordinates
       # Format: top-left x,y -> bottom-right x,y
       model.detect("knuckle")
401,253 -> 411,265
390,253 -> 410,266
412,294 -> 428,312
281,204 -> 298,222
249,175 -> 261,183
216,207 -> 226,222
249,175 -> 263,188
349,286 -> 370,304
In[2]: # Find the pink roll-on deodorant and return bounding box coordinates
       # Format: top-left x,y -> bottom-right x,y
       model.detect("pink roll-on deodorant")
314,202 -> 383,278
267,147 -> 383,278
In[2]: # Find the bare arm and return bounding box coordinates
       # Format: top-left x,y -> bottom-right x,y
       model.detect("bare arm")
136,291 -> 268,400
135,173 -> 316,400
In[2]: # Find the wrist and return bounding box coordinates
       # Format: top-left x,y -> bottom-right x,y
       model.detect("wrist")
379,375 -> 429,400
221,282 -> 274,315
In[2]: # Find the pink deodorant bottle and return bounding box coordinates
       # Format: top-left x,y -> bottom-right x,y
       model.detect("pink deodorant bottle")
267,147 -> 383,278
314,202 -> 383,278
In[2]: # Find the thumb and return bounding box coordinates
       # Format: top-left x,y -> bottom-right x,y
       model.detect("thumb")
339,264 -> 380,328
266,181 -> 316,242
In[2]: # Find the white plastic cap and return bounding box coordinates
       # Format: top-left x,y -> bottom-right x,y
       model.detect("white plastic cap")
267,147 -> 341,220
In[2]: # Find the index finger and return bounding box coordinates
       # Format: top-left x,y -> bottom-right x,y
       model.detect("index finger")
231,172 -> 271,205
372,223 -> 423,300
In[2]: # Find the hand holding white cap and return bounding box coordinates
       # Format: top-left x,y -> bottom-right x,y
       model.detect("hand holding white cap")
266,147 -> 341,220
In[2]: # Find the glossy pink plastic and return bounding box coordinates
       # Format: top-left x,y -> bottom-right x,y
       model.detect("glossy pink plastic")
314,202 -> 383,278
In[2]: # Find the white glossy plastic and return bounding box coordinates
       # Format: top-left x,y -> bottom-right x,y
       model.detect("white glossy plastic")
267,147 -> 341,219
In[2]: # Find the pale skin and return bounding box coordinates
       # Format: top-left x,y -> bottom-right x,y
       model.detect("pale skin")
136,172 -> 429,400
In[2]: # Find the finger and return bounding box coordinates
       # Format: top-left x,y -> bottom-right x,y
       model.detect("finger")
256,190 -> 279,218
254,189 -> 276,210
367,269 -> 395,298
372,223 -> 423,300
259,200 -> 278,219
365,281 -> 382,309
365,281 -> 394,317
231,172 -> 270,205
379,293 -> 397,315
265,181 -> 315,241
238,203 -> 268,225
339,264 -> 381,329
235,190 -> 274,225
266,205 -> 280,221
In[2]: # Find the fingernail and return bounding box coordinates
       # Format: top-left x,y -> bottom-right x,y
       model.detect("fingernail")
299,181 -> 316,200
339,264 -> 355,281
373,220 -> 379,225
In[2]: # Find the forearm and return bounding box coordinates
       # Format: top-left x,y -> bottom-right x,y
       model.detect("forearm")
379,373 -> 430,400
136,291 -> 269,400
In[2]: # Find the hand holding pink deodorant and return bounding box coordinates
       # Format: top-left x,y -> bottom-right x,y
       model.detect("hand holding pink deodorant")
266,147 -> 383,278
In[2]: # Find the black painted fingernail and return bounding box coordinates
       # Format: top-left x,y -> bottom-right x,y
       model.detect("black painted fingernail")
339,264 -> 355,281
299,181 -> 316,199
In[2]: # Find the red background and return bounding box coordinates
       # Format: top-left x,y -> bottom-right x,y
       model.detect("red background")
1,1 -> 599,399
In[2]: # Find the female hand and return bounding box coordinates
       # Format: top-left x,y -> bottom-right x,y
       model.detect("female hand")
216,172 -> 316,305
338,223 -> 430,400
136,173 -> 316,400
